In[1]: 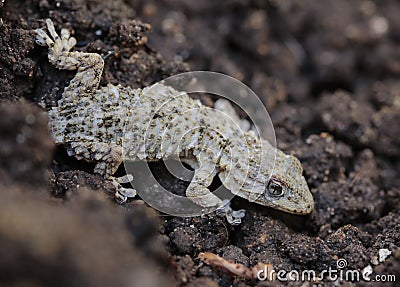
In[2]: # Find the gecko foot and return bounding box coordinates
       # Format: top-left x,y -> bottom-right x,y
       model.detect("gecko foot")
216,199 -> 246,225
35,19 -> 77,53
110,174 -> 137,204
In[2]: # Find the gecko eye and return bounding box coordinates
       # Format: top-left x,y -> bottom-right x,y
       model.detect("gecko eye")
266,179 -> 285,197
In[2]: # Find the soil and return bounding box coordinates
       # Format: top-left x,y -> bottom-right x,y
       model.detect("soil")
0,0 -> 399,286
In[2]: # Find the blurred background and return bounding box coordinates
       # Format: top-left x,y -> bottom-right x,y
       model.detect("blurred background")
0,1 -> 399,286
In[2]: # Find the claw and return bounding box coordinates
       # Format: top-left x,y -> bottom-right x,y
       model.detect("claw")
111,174 -> 136,204
67,36 -> 77,50
215,199 -> 230,217
35,19 -> 76,53
46,18 -> 59,40
35,28 -> 54,46
115,190 -> 127,204
119,188 -> 137,198
226,213 -> 242,226
114,174 -> 134,184
61,28 -> 70,40
215,208 -> 227,217
115,188 -> 137,204
231,209 -> 246,219
215,199 -> 246,225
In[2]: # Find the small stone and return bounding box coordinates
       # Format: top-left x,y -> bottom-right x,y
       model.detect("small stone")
378,248 -> 392,262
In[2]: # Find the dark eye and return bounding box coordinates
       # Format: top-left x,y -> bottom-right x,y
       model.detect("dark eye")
267,179 -> 285,197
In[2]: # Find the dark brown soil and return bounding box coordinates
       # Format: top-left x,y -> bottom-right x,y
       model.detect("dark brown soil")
0,1 -> 399,286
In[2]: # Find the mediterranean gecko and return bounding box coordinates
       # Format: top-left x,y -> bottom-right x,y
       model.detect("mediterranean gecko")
35,19 -> 314,225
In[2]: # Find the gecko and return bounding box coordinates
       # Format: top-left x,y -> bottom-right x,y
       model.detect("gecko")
35,19 -> 314,225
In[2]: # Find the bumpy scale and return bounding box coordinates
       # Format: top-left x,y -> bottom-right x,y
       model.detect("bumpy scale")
35,19 -> 314,225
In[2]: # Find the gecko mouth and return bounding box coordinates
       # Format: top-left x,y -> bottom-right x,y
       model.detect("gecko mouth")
274,204 -> 313,215
270,193 -> 314,215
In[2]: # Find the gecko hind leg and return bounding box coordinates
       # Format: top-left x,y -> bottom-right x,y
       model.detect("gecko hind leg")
35,19 -> 104,102
36,20 -> 134,202
35,19 -> 77,53
93,147 -> 136,204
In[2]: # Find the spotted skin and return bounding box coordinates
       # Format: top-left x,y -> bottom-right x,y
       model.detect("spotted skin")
35,19 -> 314,225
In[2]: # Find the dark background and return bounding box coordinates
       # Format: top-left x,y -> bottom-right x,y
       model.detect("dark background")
0,1 -> 399,286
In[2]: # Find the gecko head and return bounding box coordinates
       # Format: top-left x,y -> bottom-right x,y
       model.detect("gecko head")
229,138 -> 314,215
255,152 -> 314,215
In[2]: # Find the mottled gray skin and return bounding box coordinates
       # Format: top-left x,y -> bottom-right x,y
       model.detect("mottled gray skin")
35,19 -> 314,224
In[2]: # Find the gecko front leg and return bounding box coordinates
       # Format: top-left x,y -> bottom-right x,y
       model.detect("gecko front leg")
186,152 -> 245,225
